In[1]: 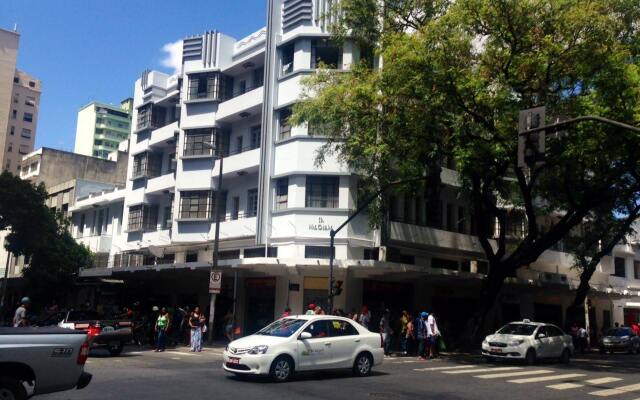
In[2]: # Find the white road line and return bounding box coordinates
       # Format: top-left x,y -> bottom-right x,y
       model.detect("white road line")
392,360 -> 419,364
475,370 -> 553,379
414,365 -> 478,372
548,383 -> 584,390
444,367 -> 522,374
590,383 -> 640,397
585,378 -> 623,385
508,373 -> 586,384
166,351 -> 199,357
171,357 -> 181,360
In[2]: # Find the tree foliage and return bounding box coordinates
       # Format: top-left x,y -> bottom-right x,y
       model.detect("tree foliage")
0,171 -> 92,303
293,0 -> 640,340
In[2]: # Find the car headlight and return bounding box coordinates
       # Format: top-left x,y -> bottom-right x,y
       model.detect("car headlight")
508,340 -> 524,346
482,340 -> 488,346
248,345 -> 269,355
603,338 -> 611,343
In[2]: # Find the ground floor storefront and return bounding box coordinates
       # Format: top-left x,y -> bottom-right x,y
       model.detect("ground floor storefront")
78,261 -> 640,347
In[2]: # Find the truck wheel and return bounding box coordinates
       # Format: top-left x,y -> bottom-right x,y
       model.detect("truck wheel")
108,342 -> 124,356
0,377 -> 27,400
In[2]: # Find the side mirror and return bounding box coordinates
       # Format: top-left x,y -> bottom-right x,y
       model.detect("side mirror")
299,332 -> 312,340
536,333 -> 546,340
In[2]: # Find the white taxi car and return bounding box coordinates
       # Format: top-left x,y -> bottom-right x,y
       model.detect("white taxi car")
223,315 -> 384,381
482,320 -> 574,365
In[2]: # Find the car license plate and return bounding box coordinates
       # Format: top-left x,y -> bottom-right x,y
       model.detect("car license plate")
491,348 -> 502,353
228,357 -> 240,364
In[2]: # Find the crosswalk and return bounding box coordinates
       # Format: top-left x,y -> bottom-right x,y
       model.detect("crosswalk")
412,364 -> 640,398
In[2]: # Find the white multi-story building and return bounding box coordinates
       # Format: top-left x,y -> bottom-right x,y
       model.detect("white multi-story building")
69,0 -> 640,339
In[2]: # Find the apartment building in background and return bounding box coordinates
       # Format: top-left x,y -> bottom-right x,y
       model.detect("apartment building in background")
61,0 -> 640,340
74,98 -> 133,159
1,28 -> 42,176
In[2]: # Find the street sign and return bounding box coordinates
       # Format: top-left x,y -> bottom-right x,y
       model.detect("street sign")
209,270 -> 222,294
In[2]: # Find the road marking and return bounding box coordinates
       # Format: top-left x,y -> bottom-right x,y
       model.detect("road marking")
166,351 -> 199,356
585,378 -> 623,385
590,383 -> 640,397
444,367 -> 522,374
171,357 -> 181,360
414,365 -> 478,372
508,373 -> 586,384
548,383 -> 584,390
392,360 -> 419,364
475,370 -> 553,379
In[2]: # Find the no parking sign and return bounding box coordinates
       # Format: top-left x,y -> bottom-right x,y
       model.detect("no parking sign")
209,271 -> 222,294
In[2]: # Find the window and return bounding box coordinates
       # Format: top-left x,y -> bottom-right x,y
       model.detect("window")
78,214 -> 85,236
13,76 -> 19,84
25,96 -> 36,107
247,189 -> 258,217
179,191 -> 211,219
305,246 -> 335,259
28,81 -> 35,88
302,320 -> 331,339
9,126 -> 14,135
311,39 -> 342,69
238,80 -> 247,95
12,95 -> 18,104
305,176 -> 339,208
457,206 -> 465,233
20,128 -> 31,139
275,178 -> 288,210
250,125 -> 261,149
96,209 -> 104,235
219,250 -> 241,260
128,206 -> 143,231
330,320 -> 359,336
281,43 -> 294,75
185,252 -> 198,263
635,261 -> 640,280
187,72 -> 232,101
253,66 -> 264,87
136,104 -> 165,130
308,122 -> 330,137
546,326 -> 564,337
163,205 -> 173,229
12,110 -> 17,119
613,257 -> 626,278
18,145 -> 29,155
23,112 -> 33,122
29,162 -> 37,172
432,258 -> 459,271
231,196 -> 240,220
278,108 -> 292,140
364,248 -> 379,260
236,135 -> 244,153
244,247 -> 278,258
127,205 -> 158,232
132,152 -> 161,179
183,128 -> 229,157
7,143 -> 12,153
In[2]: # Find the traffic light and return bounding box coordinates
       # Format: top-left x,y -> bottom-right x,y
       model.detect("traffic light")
331,280 -> 343,297
518,107 -> 546,169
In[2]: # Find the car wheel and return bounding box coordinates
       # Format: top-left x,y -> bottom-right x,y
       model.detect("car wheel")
0,378 -> 27,400
525,349 -> 537,366
353,352 -> 373,377
108,342 -> 124,356
270,356 -> 293,382
560,348 -> 570,364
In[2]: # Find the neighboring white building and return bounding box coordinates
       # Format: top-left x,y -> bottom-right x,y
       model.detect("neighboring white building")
69,0 -> 640,338
74,99 -> 133,159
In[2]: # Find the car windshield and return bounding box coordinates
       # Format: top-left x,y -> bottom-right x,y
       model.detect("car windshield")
256,318 -> 306,337
606,328 -> 631,337
497,323 -> 537,336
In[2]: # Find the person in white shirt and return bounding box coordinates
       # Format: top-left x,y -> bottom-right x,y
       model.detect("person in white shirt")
427,313 -> 440,358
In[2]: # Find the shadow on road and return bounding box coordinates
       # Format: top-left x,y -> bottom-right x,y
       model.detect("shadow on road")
227,370 -> 389,384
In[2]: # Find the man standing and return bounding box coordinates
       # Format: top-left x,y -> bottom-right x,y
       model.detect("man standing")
13,297 -> 30,327
577,325 -> 588,354
416,312 -> 429,360
380,309 -> 394,356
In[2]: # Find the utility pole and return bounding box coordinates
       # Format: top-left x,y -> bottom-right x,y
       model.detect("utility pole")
206,139 -> 224,344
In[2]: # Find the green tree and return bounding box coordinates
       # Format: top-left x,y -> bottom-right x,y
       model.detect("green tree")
0,171 -> 92,306
293,0 -> 640,342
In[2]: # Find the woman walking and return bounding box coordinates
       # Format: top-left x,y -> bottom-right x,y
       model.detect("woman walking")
189,306 -> 203,352
154,307 -> 169,352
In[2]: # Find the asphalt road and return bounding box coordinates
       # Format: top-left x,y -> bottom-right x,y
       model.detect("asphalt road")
40,347 -> 640,400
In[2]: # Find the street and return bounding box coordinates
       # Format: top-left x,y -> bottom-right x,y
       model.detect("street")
41,348 -> 640,400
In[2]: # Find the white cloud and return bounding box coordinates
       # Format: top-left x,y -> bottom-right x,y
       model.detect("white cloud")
160,40 -> 183,74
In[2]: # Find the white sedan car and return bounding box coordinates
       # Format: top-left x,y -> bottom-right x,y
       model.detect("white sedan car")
223,315 -> 384,381
482,320 -> 574,365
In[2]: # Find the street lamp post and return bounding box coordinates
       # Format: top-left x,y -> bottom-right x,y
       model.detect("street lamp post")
327,177 -> 425,314
204,140 -> 224,343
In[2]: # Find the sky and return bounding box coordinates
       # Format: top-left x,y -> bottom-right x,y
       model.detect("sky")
0,0 -> 267,151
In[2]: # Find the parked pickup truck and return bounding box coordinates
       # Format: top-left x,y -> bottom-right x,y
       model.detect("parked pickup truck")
57,310 -> 133,356
0,327 -> 92,400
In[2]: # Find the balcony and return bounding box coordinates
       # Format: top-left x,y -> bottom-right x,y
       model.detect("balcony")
76,234 -> 113,253
146,172 -> 175,195
213,147 -> 260,177
388,221 -> 487,255
149,121 -> 178,148
216,86 -> 263,122
174,216 -> 257,243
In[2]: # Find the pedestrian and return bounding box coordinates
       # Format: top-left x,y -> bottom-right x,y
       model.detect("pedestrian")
380,309 -> 394,356
358,306 -> 371,330
155,307 -> 169,352
281,307 -> 291,318
405,314 -> 415,356
224,310 -> 234,342
306,303 -> 316,315
416,312 -> 429,360
314,305 -> 325,315
578,325 -> 588,353
13,297 -> 30,327
400,310 -> 410,355
189,306 -> 203,352
570,322 -> 579,349
427,312 -> 440,358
